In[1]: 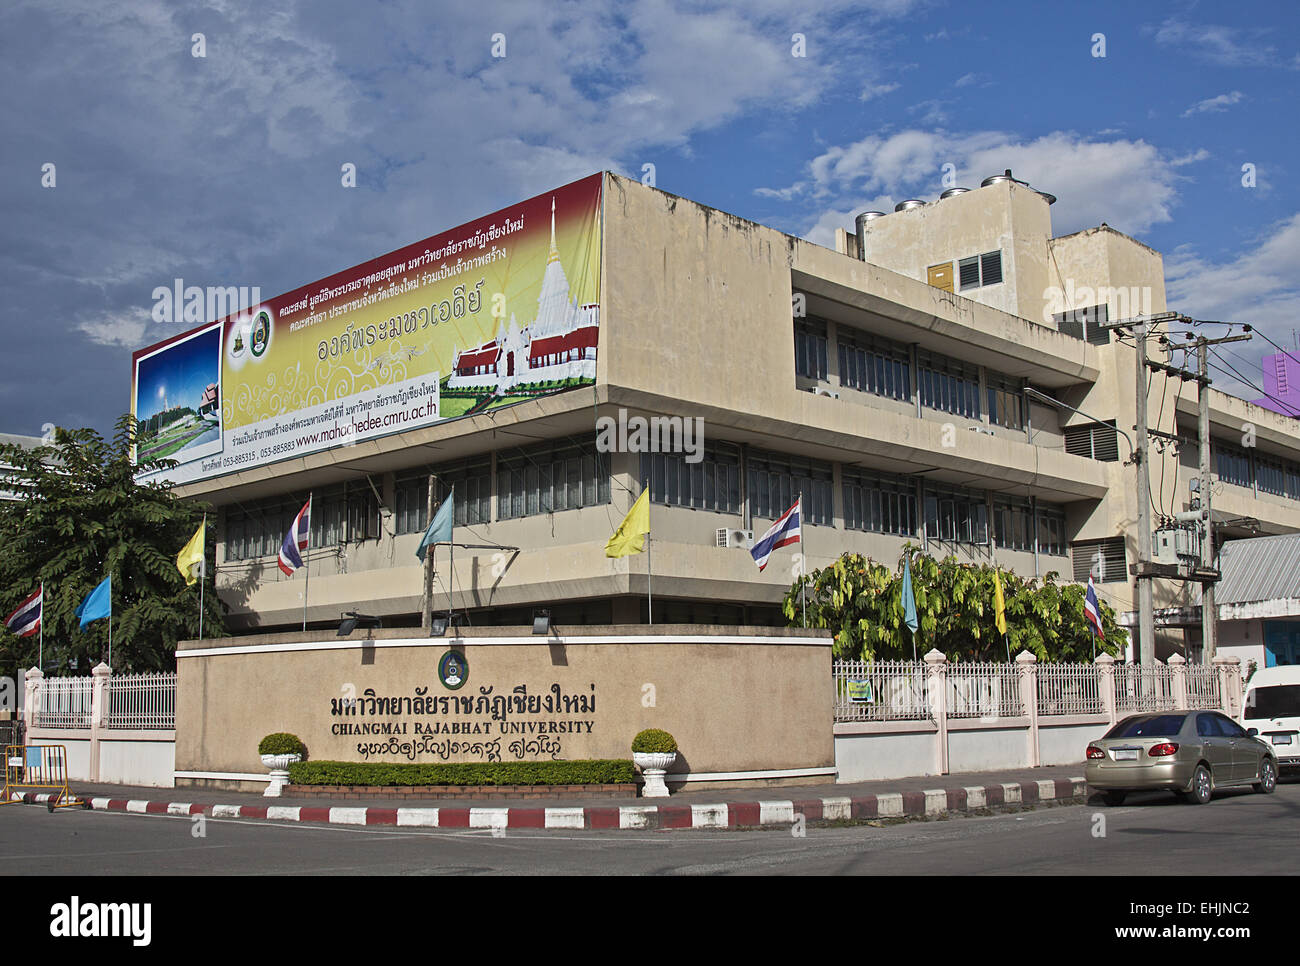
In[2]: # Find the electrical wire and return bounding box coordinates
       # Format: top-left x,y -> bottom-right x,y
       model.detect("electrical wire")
1206,348 -> 1300,417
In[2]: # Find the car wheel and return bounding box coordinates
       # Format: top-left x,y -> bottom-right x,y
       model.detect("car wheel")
1187,764 -> 1213,805
1254,758 -> 1277,795
1103,791 -> 1127,806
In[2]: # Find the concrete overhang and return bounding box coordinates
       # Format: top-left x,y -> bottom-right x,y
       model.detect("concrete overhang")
1175,387 -> 1300,458
789,257 -> 1101,389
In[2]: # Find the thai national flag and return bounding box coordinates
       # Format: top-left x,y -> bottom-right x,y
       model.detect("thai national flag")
278,499 -> 311,576
4,586 -> 42,638
1084,576 -> 1104,640
750,497 -> 801,572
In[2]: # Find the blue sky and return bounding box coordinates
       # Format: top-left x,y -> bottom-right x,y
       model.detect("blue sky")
2,0 -> 1298,438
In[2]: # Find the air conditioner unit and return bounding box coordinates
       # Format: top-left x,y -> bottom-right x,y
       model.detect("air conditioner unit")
813,387 -> 840,399
969,425 -> 995,436
715,528 -> 754,549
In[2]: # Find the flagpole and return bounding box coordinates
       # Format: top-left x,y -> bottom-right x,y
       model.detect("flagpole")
39,580 -> 44,672
800,492 -> 806,629
199,513 -> 206,641
645,480 -> 652,625
302,492 -> 312,632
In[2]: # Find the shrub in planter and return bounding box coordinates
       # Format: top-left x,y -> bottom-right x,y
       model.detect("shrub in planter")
258,733 -> 306,758
631,728 -> 677,754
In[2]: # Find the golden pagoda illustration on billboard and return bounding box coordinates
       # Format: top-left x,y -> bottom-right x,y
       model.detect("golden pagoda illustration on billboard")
447,197 -> 599,396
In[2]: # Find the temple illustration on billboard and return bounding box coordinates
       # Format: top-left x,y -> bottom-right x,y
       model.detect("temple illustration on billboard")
447,197 -> 598,396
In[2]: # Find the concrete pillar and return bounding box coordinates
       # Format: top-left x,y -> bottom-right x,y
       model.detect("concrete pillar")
23,667 -> 42,732
1016,650 -> 1040,767
924,649 -> 949,775
90,662 -> 111,783
1095,653 -> 1117,727
1213,655 -> 1242,718
1168,653 -> 1189,710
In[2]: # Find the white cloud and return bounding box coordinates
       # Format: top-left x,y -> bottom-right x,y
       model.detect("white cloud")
786,129 -> 1184,244
1153,18 -> 1288,69
1181,91 -> 1245,117
860,81 -> 900,101
76,310 -> 150,348
954,72 -> 980,87
1170,148 -> 1211,166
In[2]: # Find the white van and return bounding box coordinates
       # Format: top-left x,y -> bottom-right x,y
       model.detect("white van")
1242,666 -> 1300,772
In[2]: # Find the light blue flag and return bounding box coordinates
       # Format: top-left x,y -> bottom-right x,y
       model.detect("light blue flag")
901,556 -> 919,634
415,490 -> 454,561
75,575 -> 111,629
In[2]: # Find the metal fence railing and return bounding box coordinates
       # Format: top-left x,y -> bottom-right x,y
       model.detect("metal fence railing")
947,662 -> 1023,719
34,677 -> 94,729
1184,663 -> 1221,710
835,658 -> 1225,723
1113,663 -> 1177,714
105,673 -> 176,730
833,660 -> 929,722
1037,663 -> 1105,716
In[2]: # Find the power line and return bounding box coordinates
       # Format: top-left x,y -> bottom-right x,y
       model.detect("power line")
1206,348 -> 1300,418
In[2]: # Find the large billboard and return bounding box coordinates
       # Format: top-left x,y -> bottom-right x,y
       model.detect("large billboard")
132,173 -> 603,484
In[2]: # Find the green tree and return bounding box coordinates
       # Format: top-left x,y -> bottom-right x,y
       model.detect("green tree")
0,416 -> 226,676
785,546 -> 1125,662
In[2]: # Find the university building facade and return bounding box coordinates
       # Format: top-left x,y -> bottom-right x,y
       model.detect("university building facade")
165,172 -> 1300,659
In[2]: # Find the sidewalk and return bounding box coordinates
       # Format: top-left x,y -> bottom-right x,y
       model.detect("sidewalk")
7,764 -> 1092,831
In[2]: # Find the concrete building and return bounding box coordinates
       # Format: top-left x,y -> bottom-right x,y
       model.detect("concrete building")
1,433 -> 46,502
164,172 -> 1300,658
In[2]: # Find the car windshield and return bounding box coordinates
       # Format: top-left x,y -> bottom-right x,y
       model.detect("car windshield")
1105,714 -> 1186,739
1245,685 -> 1300,720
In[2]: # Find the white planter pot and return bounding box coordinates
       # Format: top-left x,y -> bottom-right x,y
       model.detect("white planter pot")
260,752 -> 301,798
633,751 -> 677,798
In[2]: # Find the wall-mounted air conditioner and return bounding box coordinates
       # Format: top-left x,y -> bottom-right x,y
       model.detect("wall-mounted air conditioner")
813,387 -> 840,399
715,528 -> 754,549
969,425 -> 995,436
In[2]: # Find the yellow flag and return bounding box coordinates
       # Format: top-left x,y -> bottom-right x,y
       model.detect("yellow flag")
605,489 -> 650,558
177,521 -> 205,586
993,568 -> 1007,636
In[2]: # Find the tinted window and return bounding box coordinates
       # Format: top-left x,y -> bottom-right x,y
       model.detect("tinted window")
1245,684 -> 1300,720
1105,714 -> 1187,739
1213,714 -> 1247,738
1196,714 -> 1222,737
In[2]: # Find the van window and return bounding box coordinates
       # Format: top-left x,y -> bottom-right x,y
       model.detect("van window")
1244,685 -> 1300,720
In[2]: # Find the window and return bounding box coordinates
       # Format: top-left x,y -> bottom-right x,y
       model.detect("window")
747,450 -> 833,526
1036,505 -> 1067,557
643,442 -> 741,513
959,250 -> 1002,290
843,470 -> 916,537
837,329 -> 911,401
1055,304 -> 1110,345
224,485 -> 350,562
927,262 -> 953,293
1064,421 -> 1120,462
1213,443 -> 1252,489
917,349 -> 981,419
1257,455 -> 1286,497
497,438 -> 610,521
923,483 -> 988,544
986,374 -> 1024,431
993,498 -> 1033,552
1071,537 -> 1127,583
395,459 -> 492,533
794,319 -> 827,380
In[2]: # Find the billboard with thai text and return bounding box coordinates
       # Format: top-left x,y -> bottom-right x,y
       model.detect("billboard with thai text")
131,173 -> 602,484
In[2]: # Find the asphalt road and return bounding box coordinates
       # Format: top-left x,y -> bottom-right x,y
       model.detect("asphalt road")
4,778 -> 1297,876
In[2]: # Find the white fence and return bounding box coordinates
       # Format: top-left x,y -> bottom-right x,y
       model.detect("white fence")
833,652 -> 1245,783
22,665 -> 176,787
834,653 -> 1239,724
106,673 -> 176,730
34,676 -> 94,728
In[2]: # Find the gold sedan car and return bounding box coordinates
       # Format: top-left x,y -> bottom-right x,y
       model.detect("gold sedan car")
1086,710 -> 1279,806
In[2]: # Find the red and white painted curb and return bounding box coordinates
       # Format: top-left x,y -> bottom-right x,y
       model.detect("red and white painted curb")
7,778 -> 1087,831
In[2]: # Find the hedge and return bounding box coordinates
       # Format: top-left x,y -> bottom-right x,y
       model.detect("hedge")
287,759 -> 636,787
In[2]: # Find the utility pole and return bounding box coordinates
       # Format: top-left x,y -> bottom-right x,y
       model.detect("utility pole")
1134,319 -> 1155,666
1194,332 -> 1252,661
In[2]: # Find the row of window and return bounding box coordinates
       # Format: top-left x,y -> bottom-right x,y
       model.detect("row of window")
225,483 -> 381,562
1214,442 -> 1300,500
798,320 -> 1027,429
645,445 -> 1069,554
